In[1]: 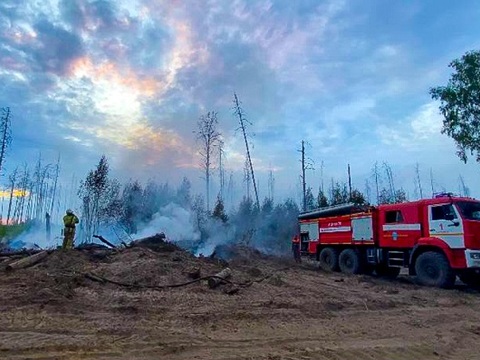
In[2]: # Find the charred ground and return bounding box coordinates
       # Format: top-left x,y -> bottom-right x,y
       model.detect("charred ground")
1,237 -> 480,360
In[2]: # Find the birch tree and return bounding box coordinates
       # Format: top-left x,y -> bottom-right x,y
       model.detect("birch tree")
196,111 -> 221,212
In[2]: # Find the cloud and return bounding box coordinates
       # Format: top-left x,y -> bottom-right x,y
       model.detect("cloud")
377,102 -> 444,150
31,20 -> 85,75
1,0 -> 480,204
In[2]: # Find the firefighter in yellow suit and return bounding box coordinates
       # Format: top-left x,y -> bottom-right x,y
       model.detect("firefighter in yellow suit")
62,209 -> 79,249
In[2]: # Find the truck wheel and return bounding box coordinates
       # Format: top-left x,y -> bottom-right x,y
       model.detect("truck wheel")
339,249 -> 362,275
319,247 -> 339,272
415,251 -> 455,288
459,271 -> 480,289
375,266 -> 401,279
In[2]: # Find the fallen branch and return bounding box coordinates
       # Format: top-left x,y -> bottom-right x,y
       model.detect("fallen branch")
5,251 -> 49,271
85,272 -> 233,290
84,266 -> 292,291
93,235 -> 117,249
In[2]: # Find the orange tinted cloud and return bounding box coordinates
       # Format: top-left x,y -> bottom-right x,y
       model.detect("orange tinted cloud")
69,56 -> 159,96
76,119 -> 195,167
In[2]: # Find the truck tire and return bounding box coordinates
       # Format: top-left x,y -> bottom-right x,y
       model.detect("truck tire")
459,271 -> 480,289
375,265 -> 401,279
415,251 -> 456,288
319,247 -> 339,272
339,249 -> 362,275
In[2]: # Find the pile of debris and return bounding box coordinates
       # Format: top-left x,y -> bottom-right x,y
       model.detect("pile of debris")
0,233 -> 283,299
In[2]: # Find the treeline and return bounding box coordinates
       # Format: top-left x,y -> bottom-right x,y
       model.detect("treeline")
303,162 -> 410,212
76,156 -> 299,255
0,155 -> 61,225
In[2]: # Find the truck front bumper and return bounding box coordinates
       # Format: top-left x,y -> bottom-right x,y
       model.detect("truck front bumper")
465,250 -> 480,268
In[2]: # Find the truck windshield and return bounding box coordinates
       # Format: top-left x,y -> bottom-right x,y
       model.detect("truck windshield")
456,201 -> 480,220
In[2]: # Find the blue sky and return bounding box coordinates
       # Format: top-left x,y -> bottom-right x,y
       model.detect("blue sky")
1,0 -> 480,206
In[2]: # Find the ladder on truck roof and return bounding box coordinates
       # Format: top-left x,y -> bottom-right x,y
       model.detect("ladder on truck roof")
298,203 -> 369,220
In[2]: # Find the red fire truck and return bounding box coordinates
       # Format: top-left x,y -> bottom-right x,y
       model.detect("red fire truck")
297,194 -> 480,288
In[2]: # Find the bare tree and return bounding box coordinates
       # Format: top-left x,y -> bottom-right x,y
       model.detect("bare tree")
347,164 -> 352,200
458,175 -> 470,197
364,178 -> 372,205
233,93 -> 259,208
0,107 -> 12,176
372,162 -> 381,204
243,158 -> 251,199
196,111 -> 221,212
13,163 -> 29,223
383,162 -> 396,201
218,140 -> 225,202
429,168 -> 435,196
227,171 -> 235,208
299,140 -> 314,211
414,163 -> 424,199
320,160 -> 325,193
267,168 -> 275,201
50,154 -> 60,215
6,167 -> 18,224
299,140 -> 313,211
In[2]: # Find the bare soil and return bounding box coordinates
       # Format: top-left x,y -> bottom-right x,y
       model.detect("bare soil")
1,242 -> 480,360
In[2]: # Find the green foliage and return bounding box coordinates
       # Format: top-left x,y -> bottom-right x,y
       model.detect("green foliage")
430,50 -> 480,162
330,181 -> 349,205
251,198 -> 299,255
305,186 -> 316,210
317,188 -> 329,208
261,197 -> 274,214
379,188 -> 408,204
212,196 -> 228,223
350,189 -> 367,205
121,180 -> 143,234
176,177 -> 192,208
78,155 -> 119,242
0,222 -> 30,242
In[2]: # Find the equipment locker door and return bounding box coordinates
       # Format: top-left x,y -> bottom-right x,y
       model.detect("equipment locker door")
300,221 -> 319,252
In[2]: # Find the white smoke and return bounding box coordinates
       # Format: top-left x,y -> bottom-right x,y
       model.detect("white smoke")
194,219 -> 236,257
8,222 -> 63,250
135,203 -> 201,242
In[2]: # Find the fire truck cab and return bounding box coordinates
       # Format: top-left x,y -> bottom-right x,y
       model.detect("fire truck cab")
297,194 -> 480,288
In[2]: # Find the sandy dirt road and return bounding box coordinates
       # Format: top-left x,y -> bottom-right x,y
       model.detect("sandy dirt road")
1,247 -> 480,360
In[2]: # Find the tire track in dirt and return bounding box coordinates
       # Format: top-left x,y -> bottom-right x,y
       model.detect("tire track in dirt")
0,329 -> 448,360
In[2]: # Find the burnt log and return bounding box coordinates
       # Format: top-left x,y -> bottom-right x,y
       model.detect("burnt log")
208,267 -> 232,289
93,235 -> 117,249
5,251 -> 49,271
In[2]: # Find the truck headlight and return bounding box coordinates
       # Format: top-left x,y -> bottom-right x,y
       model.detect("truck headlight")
470,253 -> 480,260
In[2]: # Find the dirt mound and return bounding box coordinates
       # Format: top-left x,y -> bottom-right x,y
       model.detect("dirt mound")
93,246 -> 224,288
2,241 -> 480,359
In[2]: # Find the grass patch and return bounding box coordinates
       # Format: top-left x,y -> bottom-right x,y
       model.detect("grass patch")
0,222 -> 31,245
